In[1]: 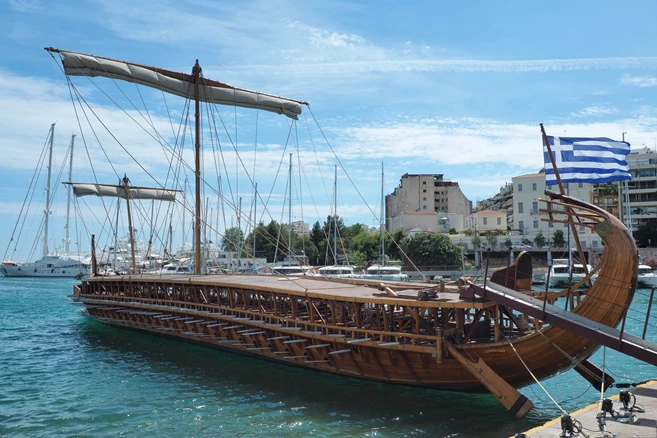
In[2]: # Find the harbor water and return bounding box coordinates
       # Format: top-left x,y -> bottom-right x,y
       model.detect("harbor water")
1,278 -> 656,437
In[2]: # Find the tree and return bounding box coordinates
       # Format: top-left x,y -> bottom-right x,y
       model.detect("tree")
402,233 -> 463,267
534,230 -> 546,249
310,221 -> 324,248
635,221 -> 657,248
504,238 -> 513,249
222,227 -> 244,252
553,229 -> 565,248
484,232 -> 497,248
471,234 -> 482,249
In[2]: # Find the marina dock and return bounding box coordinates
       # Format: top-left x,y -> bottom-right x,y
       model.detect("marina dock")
518,379 -> 657,437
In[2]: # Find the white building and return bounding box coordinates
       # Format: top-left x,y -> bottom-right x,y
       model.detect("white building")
511,173 -> 601,249
289,220 -> 310,236
389,211 -> 465,233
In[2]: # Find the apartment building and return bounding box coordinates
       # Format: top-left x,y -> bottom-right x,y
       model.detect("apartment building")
624,146 -> 657,229
386,173 -> 471,231
512,173 -> 600,248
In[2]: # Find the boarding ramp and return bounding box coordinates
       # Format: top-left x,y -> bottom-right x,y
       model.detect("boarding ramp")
469,281 -> 657,367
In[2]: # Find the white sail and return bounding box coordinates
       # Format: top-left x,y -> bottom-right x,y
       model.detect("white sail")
70,183 -> 179,201
47,48 -> 305,119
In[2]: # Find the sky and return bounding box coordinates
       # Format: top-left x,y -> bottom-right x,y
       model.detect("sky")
3,0 -> 657,261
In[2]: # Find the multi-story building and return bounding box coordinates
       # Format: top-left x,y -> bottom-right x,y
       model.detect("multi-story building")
464,210 -> 507,233
624,146 -> 657,230
386,174 -> 471,231
389,211 -> 465,233
592,184 -> 619,217
289,220 -> 310,237
512,173 -> 600,249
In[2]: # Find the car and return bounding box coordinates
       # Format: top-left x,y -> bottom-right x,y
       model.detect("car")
512,243 -> 532,249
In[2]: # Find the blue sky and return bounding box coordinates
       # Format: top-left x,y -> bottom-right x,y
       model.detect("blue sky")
2,0 -> 657,260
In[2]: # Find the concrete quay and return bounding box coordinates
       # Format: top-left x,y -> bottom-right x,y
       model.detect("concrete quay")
517,380 -> 657,437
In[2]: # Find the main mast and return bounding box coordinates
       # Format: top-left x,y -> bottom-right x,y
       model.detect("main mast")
193,60 -> 202,275
43,123 -> 55,257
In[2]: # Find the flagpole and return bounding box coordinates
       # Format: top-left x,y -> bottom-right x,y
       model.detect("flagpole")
540,123 -> 592,288
540,123 -> 566,196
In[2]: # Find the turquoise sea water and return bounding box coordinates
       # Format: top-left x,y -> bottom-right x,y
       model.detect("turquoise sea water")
1,278 -> 656,437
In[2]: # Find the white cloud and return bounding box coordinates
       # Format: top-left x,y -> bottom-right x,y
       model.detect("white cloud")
8,0 -> 42,12
621,75 -> 657,88
571,106 -> 618,117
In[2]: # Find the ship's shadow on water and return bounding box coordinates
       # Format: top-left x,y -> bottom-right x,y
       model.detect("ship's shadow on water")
75,318 -> 539,436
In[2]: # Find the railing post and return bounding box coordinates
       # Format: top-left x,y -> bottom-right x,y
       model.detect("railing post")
543,265 -> 552,319
483,249 -> 491,289
643,287 -> 655,340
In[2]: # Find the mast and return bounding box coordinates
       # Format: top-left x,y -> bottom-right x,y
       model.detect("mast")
253,183 -> 257,271
333,165 -> 338,265
114,198 -> 120,270
288,153 -> 292,264
193,60 -> 202,275
43,123 -> 55,257
380,162 -> 385,267
65,134 -> 75,254
122,175 -> 137,274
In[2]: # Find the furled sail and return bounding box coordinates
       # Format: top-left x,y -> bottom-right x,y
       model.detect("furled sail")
45,48 -> 305,119
69,183 -> 179,201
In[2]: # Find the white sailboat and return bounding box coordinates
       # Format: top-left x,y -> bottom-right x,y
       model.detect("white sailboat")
2,124 -> 91,278
359,163 -> 409,282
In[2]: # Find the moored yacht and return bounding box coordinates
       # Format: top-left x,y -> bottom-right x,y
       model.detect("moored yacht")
1,255 -> 90,278
548,258 -> 597,288
359,264 -> 410,282
317,265 -> 356,278
637,264 -> 657,288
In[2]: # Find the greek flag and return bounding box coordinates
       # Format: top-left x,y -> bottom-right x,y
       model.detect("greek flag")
544,136 -> 631,186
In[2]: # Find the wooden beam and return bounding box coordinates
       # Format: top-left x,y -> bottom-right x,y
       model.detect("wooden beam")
444,341 -> 534,418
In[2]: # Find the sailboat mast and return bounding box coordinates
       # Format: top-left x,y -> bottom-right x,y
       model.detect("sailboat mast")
288,153 -> 292,263
43,123 -> 55,256
114,198 -> 120,269
380,163 -> 385,267
333,165 -> 337,265
193,60 -> 202,275
123,175 -> 137,274
253,183 -> 257,270
65,134 -> 75,254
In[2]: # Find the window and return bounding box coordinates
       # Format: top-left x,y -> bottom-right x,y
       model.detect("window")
592,240 -> 599,248
578,183 -> 584,188
519,220 -> 525,232
532,201 -> 539,213
483,217 -> 488,225
423,205 -> 427,209
518,202 -> 524,214
423,197 -> 426,201
423,181 -> 426,184
548,222 -> 554,228
497,217 -> 502,225
422,189 -> 426,193
532,183 -> 537,191
579,226 -> 585,232
533,219 -> 539,228
518,184 -> 523,192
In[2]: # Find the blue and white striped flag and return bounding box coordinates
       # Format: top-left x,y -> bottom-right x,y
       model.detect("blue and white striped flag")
544,136 -> 632,186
